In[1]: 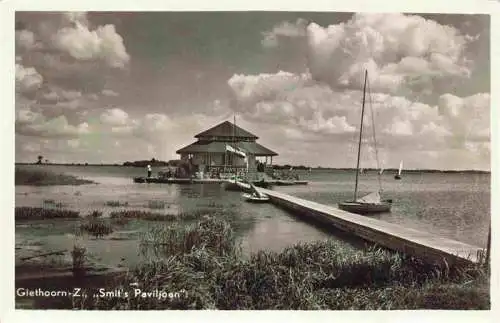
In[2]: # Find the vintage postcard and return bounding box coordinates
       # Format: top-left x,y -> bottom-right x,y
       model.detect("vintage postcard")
1,0 -> 497,321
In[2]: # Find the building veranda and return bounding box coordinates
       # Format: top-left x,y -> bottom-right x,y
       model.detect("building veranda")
176,121 -> 278,179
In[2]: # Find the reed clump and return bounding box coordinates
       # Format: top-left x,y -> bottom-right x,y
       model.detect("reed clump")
140,216 -> 237,257
71,245 -> 87,278
15,207 -> 80,220
108,209 -> 223,222
105,200 -> 129,207
79,218 -> 113,238
15,168 -> 95,186
109,210 -> 177,222
147,200 -> 167,209
44,217 -> 490,310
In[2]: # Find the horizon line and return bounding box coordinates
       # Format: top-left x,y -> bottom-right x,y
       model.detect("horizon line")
14,162 -> 491,173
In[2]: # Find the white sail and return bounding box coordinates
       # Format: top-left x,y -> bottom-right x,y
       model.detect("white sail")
379,168 -> 384,175
398,160 -> 403,176
356,191 -> 381,204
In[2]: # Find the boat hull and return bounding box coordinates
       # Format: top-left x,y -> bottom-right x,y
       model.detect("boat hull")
394,175 -> 401,180
242,193 -> 269,203
275,180 -> 295,186
338,201 -> 391,215
252,180 -> 273,188
224,181 -> 252,192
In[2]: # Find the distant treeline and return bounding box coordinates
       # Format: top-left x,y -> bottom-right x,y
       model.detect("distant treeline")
271,165 -> 490,174
122,159 -> 169,167
16,162 -> 122,167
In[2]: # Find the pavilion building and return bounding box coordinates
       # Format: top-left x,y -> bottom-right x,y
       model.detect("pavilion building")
176,121 -> 278,178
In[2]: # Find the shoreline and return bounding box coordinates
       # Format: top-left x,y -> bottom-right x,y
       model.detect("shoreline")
14,163 -> 491,174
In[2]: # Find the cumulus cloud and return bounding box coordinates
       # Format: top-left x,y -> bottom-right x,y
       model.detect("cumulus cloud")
15,11 -> 131,108
102,89 -> 119,97
52,19 -> 130,68
262,18 -> 309,48
226,67 -> 489,160
228,71 -> 313,107
438,92 -> 490,145
222,13 -> 490,169
16,29 -> 37,50
16,64 -> 43,93
16,108 -> 89,139
264,13 -> 474,96
100,108 -> 130,126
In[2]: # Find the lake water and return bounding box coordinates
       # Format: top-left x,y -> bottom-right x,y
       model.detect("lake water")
15,165 -> 490,269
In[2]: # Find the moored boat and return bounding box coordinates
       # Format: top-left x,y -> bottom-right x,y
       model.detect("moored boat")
338,192 -> 392,214
252,179 -> 273,188
224,179 -> 252,192
242,192 -> 270,203
275,180 -> 295,186
243,183 -> 270,203
338,70 -> 392,215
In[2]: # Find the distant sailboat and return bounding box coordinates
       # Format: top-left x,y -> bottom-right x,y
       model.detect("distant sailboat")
338,70 -> 392,215
394,160 -> 403,180
379,167 -> 384,175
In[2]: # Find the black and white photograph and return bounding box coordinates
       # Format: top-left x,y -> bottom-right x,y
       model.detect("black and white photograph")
3,0 -> 495,315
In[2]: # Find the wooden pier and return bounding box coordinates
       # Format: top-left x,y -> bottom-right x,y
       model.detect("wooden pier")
256,188 -> 485,266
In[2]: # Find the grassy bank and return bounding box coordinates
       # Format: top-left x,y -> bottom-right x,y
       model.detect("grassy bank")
26,217 -> 488,310
15,168 -> 95,186
14,207 -> 218,222
15,207 -> 80,220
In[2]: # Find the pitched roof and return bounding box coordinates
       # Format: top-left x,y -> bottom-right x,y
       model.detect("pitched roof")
194,121 -> 258,139
176,140 -> 278,156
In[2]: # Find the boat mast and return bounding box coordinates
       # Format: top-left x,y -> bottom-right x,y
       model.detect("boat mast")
233,115 -> 236,180
354,70 -> 368,201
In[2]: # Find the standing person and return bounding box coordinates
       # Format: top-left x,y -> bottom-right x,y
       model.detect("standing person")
147,164 -> 152,178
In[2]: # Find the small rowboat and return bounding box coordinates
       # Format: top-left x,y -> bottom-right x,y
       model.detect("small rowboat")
242,193 -> 270,203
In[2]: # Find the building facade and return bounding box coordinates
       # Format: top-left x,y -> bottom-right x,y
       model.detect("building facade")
176,121 -> 278,177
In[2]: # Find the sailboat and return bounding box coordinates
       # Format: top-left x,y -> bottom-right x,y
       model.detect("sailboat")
394,160 -> 403,180
338,70 -> 392,215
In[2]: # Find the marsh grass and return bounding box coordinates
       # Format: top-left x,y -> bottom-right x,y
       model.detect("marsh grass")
110,210 -> 176,222
27,216 -> 489,310
147,200 -> 168,209
15,207 -> 80,220
88,211 -> 103,218
105,200 -> 129,207
71,245 -> 87,278
108,209 -> 221,223
43,199 -> 66,208
15,168 -> 95,186
79,218 -> 113,238
140,216 -> 237,258
197,201 -> 225,209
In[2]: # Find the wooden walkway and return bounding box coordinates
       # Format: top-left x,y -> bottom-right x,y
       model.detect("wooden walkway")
257,188 -> 485,265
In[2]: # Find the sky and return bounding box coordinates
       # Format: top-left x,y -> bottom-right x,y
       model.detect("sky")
14,11 -> 490,170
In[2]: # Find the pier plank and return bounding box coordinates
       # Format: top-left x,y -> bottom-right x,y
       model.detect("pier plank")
257,188 -> 484,265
